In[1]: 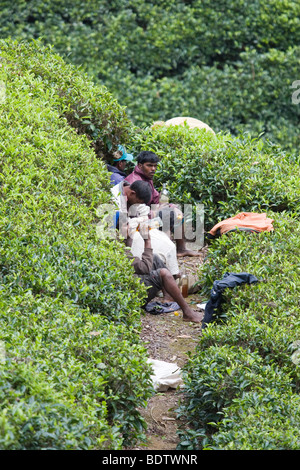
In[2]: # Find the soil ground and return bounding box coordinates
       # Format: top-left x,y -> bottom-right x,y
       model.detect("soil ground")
130,247 -> 207,450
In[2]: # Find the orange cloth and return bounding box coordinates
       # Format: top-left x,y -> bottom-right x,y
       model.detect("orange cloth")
209,212 -> 274,236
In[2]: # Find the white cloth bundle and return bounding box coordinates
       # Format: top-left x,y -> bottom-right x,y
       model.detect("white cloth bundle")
147,358 -> 183,392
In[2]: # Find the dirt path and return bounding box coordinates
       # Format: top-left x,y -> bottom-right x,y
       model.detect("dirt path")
131,249 -> 207,450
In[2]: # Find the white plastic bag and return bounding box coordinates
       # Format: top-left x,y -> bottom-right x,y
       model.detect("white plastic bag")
147,358 -> 183,392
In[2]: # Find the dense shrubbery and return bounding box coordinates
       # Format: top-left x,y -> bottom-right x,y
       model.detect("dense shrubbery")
0,0 -> 299,152
0,288 -> 152,449
0,33 -> 299,449
129,122 -> 300,449
130,124 -> 300,228
0,38 -> 133,159
177,214 -> 300,449
0,39 -> 153,449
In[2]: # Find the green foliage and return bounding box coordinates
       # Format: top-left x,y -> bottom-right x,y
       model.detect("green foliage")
0,289 -> 153,448
143,47 -> 300,153
0,38 -> 134,158
177,213 -> 300,449
130,124 -> 300,229
0,10 -> 299,446
128,122 -> 300,449
208,390 -> 300,450
0,0 -> 299,151
0,360 -> 108,450
0,38 -> 153,449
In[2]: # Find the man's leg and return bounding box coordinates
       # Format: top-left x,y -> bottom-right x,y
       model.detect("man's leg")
139,268 -> 202,323
159,206 -> 200,257
174,213 -> 201,257
175,238 -> 200,257
151,254 -> 180,300
159,268 -> 203,323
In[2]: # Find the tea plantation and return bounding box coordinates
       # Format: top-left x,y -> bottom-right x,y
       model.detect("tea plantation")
1,38 -> 300,450
130,124 -> 300,449
178,216 -> 300,449
1,0 -> 299,153
0,39 -> 153,449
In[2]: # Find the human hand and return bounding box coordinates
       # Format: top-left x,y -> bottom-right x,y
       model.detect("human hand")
127,217 -> 140,238
135,204 -> 150,218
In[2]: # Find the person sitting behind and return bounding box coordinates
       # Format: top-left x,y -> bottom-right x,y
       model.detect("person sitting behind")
107,145 -> 134,185
125,228 -> 203,323
125,150 -> 200,257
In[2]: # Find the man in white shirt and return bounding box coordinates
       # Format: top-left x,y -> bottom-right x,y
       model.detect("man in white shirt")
111,180 -> 180,277
126,229 -> 202,323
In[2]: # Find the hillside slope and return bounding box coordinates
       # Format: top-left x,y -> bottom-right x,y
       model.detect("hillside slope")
0,39 -> 152,449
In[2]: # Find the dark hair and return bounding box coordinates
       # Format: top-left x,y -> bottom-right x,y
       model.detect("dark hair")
137,151 -> 160,165
130,180 -> 152,204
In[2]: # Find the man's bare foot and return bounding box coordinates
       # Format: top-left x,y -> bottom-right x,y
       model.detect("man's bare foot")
177,249 -> 201,257
182,308 -> 203,323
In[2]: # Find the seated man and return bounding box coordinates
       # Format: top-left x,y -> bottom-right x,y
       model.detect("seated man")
126,229 -> 202,323
125,150 -> 200,257
111,179 -> 151,214
111,179 -> 180,277
107,145 -> 134,185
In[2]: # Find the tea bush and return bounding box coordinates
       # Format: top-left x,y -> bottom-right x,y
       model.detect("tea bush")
0,288 -> 153,449
0,38 -> 134,158
0,39 -> 153,449
178,213 -> 300,449
131,124 -> 300,229
0,359 -> 111,450
131,121 -> 300,449
1,0 -> 299,151
208,390 -> 300,450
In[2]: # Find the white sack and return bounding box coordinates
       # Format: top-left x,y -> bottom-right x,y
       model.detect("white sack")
147,358 -> 183,392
